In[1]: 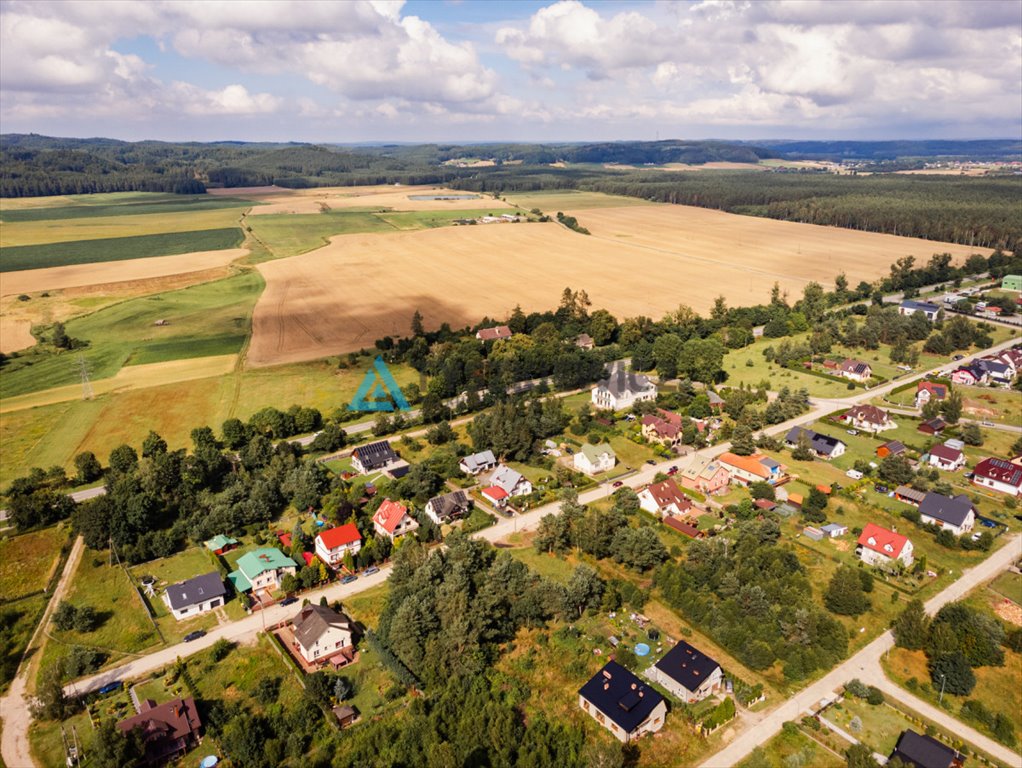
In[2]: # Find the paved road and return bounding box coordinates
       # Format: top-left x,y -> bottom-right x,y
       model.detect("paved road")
0,536 -> 85,768
698,534 -> 1022,768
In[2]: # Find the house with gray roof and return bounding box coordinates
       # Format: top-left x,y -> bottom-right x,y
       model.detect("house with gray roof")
918,492 -> 976,536
591,362 -> 657,411
579,661 -> 666,743
784,426 -> 846,459
490,464 -> 533,497
425,490 -> 472,525
291,603 -> 356,666
459,450 -> 496,476
163,572 -> 226,621
898,300 -> 940,321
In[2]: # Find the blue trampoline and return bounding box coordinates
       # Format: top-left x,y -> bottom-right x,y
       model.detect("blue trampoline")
199,757 -> 219,768
634,643 -> 651,657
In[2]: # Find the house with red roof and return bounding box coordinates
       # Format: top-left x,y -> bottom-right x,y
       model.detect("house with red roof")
857,523 -> 914,569
315,523 -> 363,568
641,409 -> 683,448
972,457 -> 1022,497
475,325 -> 512,342
927,444 -> 965,472
915,381 -> 948,409
480,485 -> 509,508
372,500 -> 417,541
638,479 -> 693,518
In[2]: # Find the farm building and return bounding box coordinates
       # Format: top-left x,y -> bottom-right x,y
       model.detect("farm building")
647,641 -> 722,703
591,362 -> 657,411
578,661 -> 666,743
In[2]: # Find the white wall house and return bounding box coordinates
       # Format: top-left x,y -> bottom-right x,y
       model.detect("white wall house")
578,662 -> 667,743
574,443 -> 617,475
163,573 -> 226,621
591,363 -> 657,411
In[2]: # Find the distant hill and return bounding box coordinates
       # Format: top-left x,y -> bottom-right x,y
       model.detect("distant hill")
750,139 -> 1022,162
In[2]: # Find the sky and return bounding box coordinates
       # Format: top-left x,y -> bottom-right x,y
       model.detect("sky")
1,0 -> 1020,143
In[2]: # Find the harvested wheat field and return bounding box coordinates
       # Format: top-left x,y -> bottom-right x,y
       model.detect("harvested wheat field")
562,204 -> 990,290
0,318 -> 34,353
0,248 -> 248,296
248,210 -> 987,367
246,185 -> 513,215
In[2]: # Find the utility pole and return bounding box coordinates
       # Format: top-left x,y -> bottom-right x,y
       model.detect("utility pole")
938,673 -> 947,704
77,354 -> 94,400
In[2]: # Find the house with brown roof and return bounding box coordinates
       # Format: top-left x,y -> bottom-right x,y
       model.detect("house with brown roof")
842,404 -> 896,432
117,698 -> 201,766
638,479 -> 693,518
291,603 -> 356,666
663,517 -> 704,539
918,417 -> 947,436
680,455 -> 731,495
877,440 -> 907,458
372,499 -> 418,541
641,409 -> 683,447
838,358 -> 873,383
475,325 -> 512,342
915,381 -> 948,409
927,444 -> 965,471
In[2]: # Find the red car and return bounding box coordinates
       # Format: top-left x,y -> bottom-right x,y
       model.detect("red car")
612,481 -> 624,488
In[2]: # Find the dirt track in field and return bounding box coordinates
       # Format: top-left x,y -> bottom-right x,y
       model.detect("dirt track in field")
247,207 -> 989,367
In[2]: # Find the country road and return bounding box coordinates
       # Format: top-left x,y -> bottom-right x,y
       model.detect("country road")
3,335 -> 1019,766
698,534 -> 1022,768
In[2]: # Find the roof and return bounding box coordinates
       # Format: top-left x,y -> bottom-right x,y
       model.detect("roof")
163,572 -> 226,611
641,413 -> 682,439
227,569 -> 252,592
302,552 -> 315,567
491,464 -> 525,495
278,532 -> 293,549
900,300 -> 939,312
476,325 -> 512,341
928,444 -> 963,463
236,548 -> 297,580
578,661 -> 665,734
952,364 -> 985,381
481,485 -> 508,501
840,358 -> 872,375
644,479 -> 692,512
785,426 -> 845,457
317,523 -> 362,550
918,493 -> 974,527
707,391 -> 724,406
821,523 -> 848,534
843,404 -> 890,426
653,640 -> 721,693
292,604 -> 354,648
858,523 -> 909,559
895,485 -> 927,504
919,417 -> 947,432
718,452 -> 774,479
879,440 -> 907,455
976,358 -> 1011,375
754,498 -> 776,510
681,455 -> 726,481
351,440 -> 398,469
916,381 -> 948,399
427,490 -> 470,520
372,499 -> 409,534
890,730 -> 962,768
973,457 -> 1022,488
203,535 -> 238,552
595,362 -> 655,399
117,698 -> 201,761
460,450 -> 496,471
576,333 -> 594,346
663,517 -> 702,538
579,442 -> 616,463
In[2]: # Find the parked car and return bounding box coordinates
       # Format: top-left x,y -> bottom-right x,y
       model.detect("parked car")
981,420 -> 994,426
667,465 -> 678,475
362,566 -> 380,576
846,429 -> 858,436
952,354 -> 965,361
645,459 -> 656,465
873,483 -> 889,494
612,481 -> 624,488
280,596 -> 298,607
183,630 -> 206,643
96,681 -> 123,695
340,575 -> 358,585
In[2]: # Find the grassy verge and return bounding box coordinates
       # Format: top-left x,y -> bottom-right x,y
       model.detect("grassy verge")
738,725 -> 845,768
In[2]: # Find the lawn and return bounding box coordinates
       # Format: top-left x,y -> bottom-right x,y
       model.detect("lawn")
0,227 -> 244,272
722,337 -> 863,397
738,725 -> 845,768
0,525 -> 69,600
1,595 -> 47,692
988,571 -> 1022,605
0,270 -> 262,399
828,696 -> 934,755
245,209 -> 395,260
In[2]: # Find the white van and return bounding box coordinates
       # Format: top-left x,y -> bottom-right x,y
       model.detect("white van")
845,469 -> 864,480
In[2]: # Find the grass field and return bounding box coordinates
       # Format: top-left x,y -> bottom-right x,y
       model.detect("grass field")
0,193 -> 253,223
1,595 -> 47,693
0,270 -> 261,398
738,726 -> 844,768
245,209 -> 396,260
0,228 -> 245,272
0,525 -> 68,600
959,385 -> 1022,426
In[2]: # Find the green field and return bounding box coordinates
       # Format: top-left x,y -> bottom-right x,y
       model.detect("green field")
0,270 -> 261,398
0,525 -> 68,600
1,595 -> 46,693
245,209 -> 395,260
1,227 -> 244,272
0,193 -> 254,223
738,726 -> 844,768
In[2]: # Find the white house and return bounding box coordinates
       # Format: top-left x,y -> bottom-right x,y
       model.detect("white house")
857,523 -> 914,569
646,641 -> 723,703
490,464 -> 533,497
574,443 -> 617,475
228,549 -> 298,594
838,359 -> 873,383
842,404 -> 896,432
372,499 -> 418,541
291,604 -> 356,665
638,479 -> 693,518
591,362 -> 657,411
162,573 -> 226,621
425,490 -> 471,525
578,662 -> 667,743
918,493 -> 976,536
927,444 -> 965,472
898,300 -> 940,321
972,457 -> 1022,497
350,441 -> 400,474
314,523 -> 362,569
459,450 -> 496,476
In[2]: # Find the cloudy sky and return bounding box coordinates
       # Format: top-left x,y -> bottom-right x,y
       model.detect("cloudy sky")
1,0 -> 1020,143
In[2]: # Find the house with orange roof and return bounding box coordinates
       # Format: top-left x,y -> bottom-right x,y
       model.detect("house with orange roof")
372,499 -> 417,542
717,452 -> 785,486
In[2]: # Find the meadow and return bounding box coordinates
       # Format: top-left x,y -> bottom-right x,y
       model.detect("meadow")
0,227 -> 245,272
0,192 -> 253,223
0,525 -> 69,600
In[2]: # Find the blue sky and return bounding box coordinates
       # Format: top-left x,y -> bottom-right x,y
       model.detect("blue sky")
1,0 -> 1019,143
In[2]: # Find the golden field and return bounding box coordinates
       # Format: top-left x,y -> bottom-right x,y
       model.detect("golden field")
247,207 -> 988,367
244,185 -> 513,215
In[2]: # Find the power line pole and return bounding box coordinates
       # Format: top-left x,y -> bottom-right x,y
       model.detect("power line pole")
77,354 -> 94,400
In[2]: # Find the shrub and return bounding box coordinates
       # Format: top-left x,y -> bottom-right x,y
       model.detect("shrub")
210,638 -> 233,662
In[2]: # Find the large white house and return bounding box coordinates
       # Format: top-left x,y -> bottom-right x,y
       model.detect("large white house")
163,572 -> 226,621
574,443 -> 617,475
578,661 -> 667,743
857,523 -> 914,569
372,499 -> 418,541
489,464 -> 533,497
314,523 -> 362,568
917,492 -> 976,536
591,363 -> 657,411
291,604 -> 356,665
972,457 -> 1022,497
646,641 -> 723,703
842,404 -> 896,432
228,548 -> 298,594
638,479 -> 693,518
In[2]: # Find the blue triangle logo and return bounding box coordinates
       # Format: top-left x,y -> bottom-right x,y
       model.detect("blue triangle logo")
350,356 -> 411,412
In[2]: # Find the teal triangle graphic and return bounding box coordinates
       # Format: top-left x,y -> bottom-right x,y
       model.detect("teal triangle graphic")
350,356 -> 412,412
